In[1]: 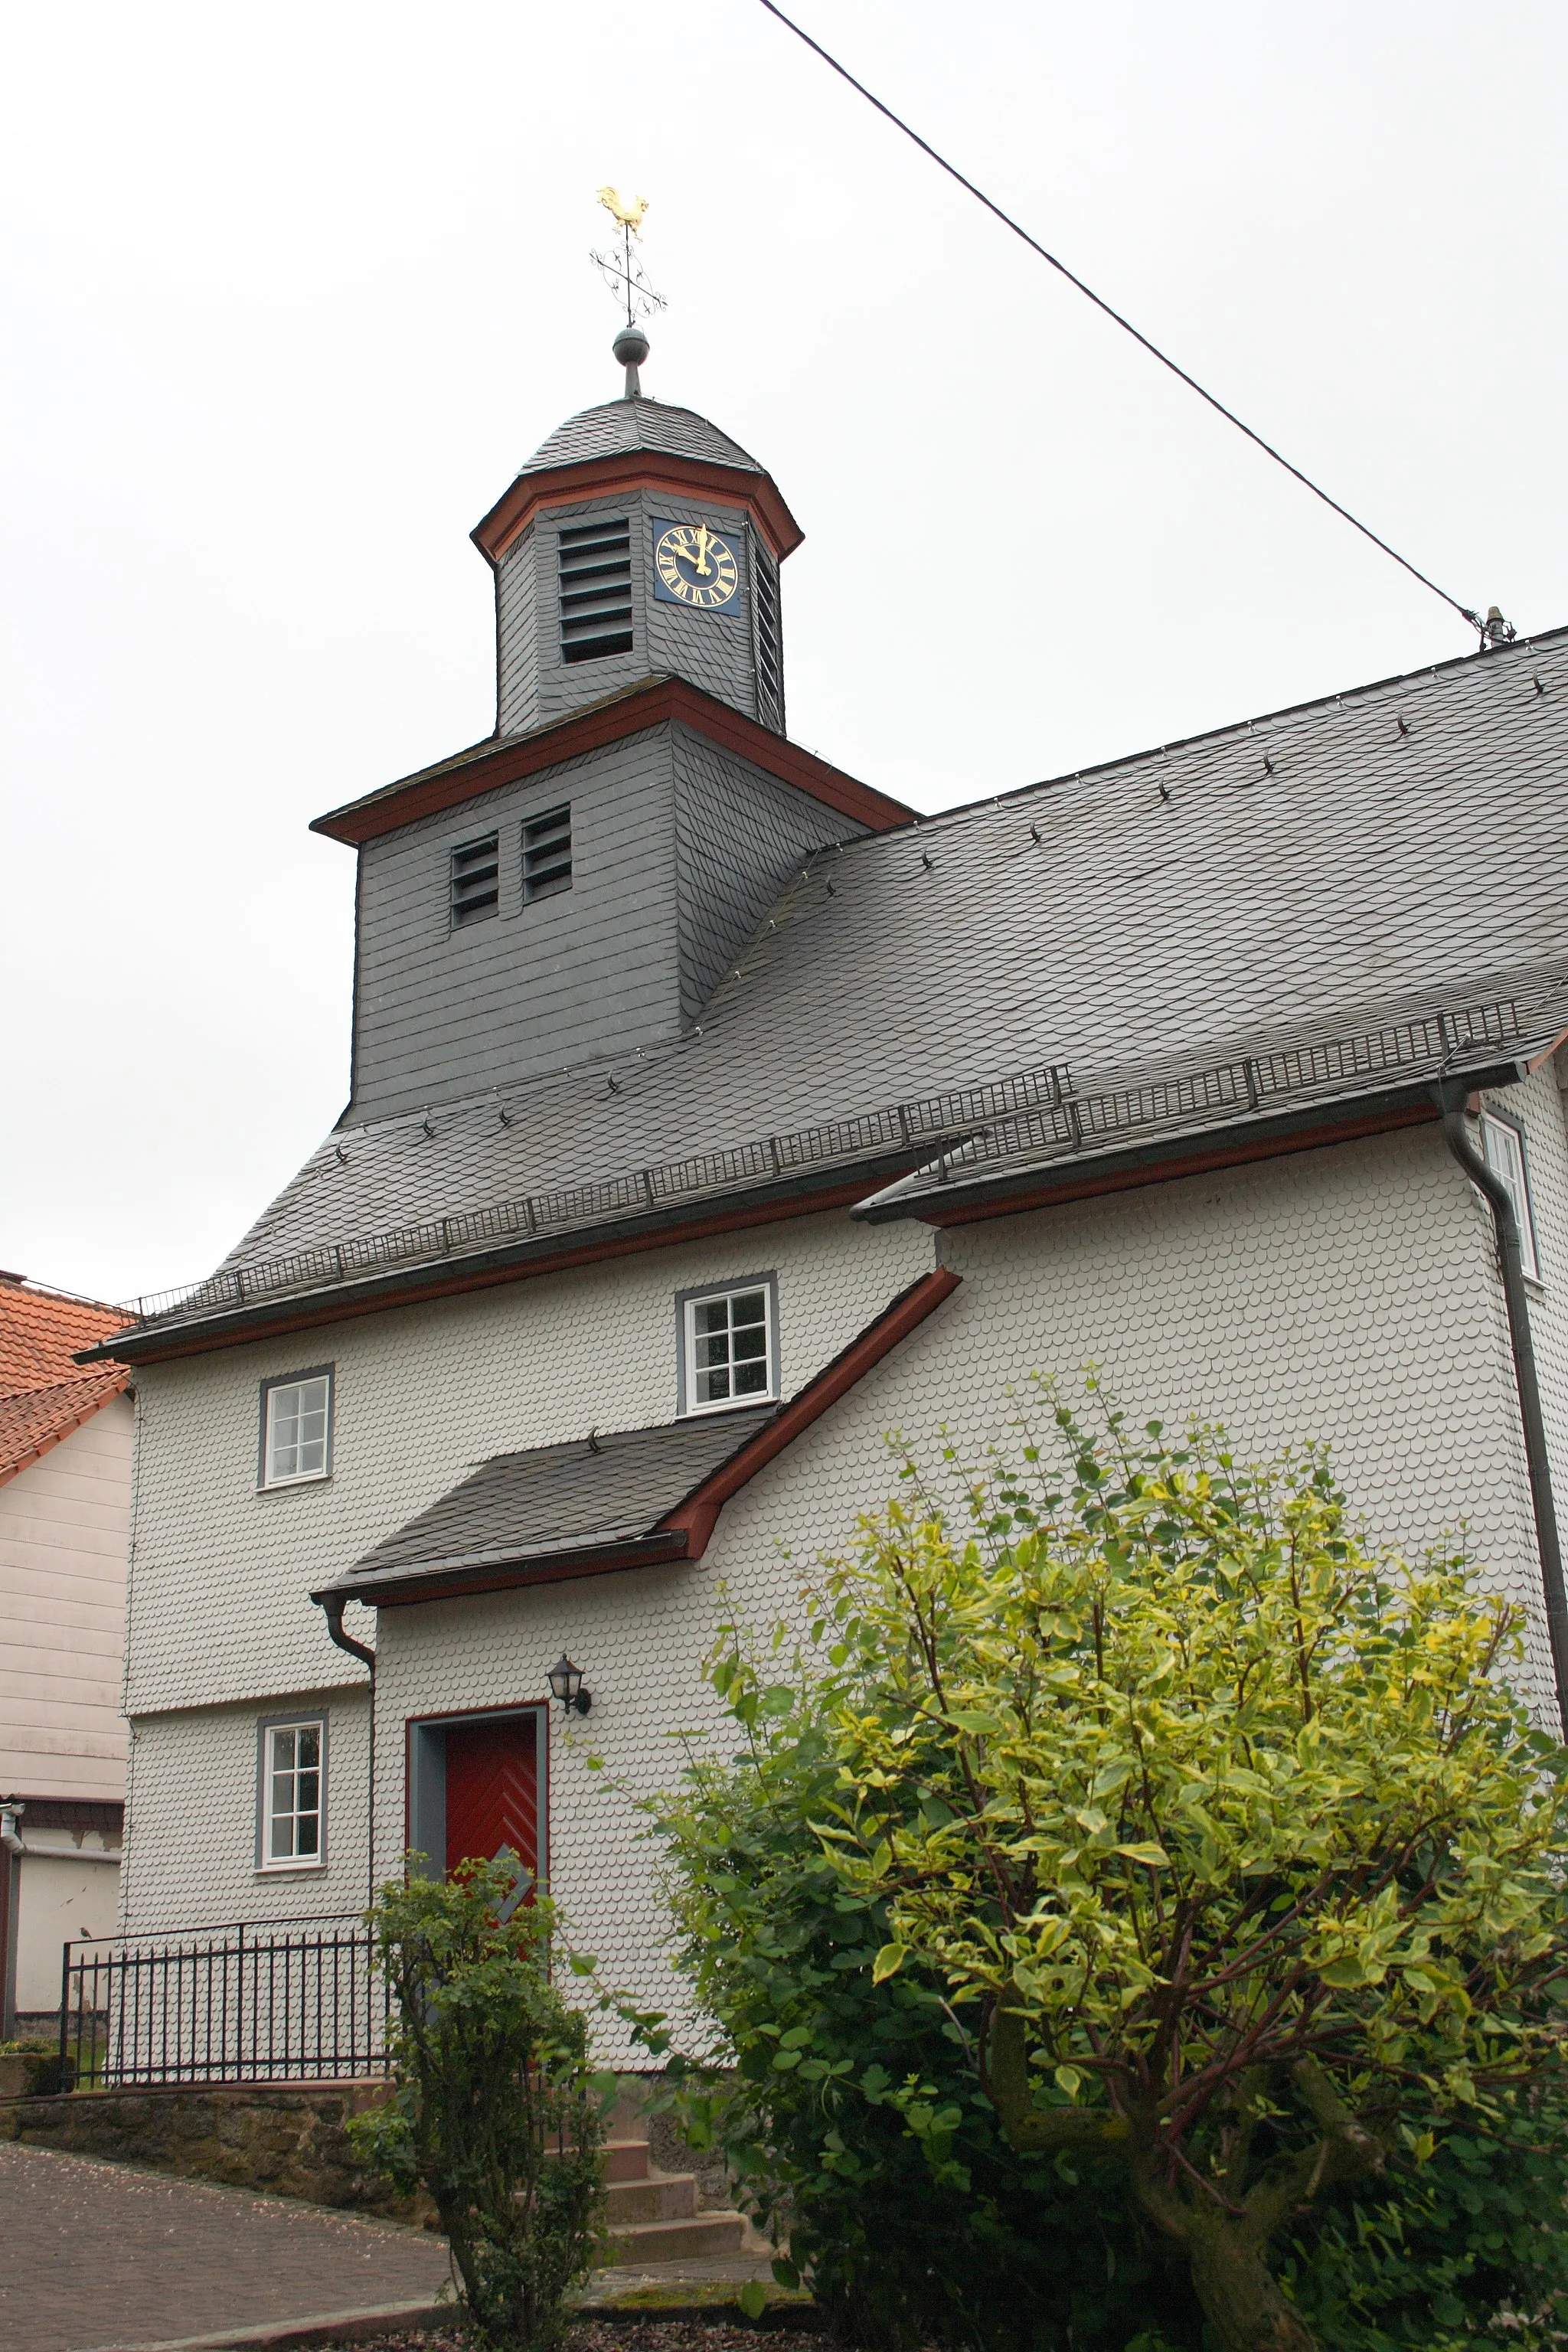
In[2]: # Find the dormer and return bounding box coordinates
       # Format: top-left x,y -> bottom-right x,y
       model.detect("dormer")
472,357 -> 800,740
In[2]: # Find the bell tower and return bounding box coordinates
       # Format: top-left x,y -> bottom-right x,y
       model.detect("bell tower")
312,290 -> 912,1128
470,328 -> 800,742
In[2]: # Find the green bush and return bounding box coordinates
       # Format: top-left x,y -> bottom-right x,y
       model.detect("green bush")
647,1393 -> 1568,2352
351,1857 -> 612,2350
650,1646 -> 1568,2352
1283,2093 -> 1568,2350
649,1637 -> 1198,2350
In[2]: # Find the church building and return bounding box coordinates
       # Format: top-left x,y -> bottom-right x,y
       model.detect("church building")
87,326 -> 1568,2050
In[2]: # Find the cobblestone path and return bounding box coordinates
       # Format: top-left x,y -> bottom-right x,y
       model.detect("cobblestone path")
0,2141 -> 452,2350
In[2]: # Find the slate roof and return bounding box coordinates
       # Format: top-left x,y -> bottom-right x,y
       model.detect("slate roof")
0,1279 -> 131,1485
99,626 -> 1568,1344
521,397 -> 763,478
326,1406 -> 776,1595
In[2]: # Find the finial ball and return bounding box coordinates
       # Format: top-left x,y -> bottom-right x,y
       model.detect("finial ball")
612,323 -> 650,368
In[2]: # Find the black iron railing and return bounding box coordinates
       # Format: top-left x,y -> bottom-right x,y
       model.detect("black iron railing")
111,972 -> 1568,1336
60,1917 -> 390,2087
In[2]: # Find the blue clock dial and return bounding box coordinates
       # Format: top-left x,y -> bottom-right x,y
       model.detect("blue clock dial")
651,519 -> 741,612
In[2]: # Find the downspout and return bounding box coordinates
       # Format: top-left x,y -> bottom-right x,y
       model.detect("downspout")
316,1597 -> 377,1909
1,1802 -> 23,2040
1436,1078 -> 1568,1735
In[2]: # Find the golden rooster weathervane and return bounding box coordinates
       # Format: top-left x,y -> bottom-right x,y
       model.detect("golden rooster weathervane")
591,185 -> 665,330
596,185 -> 649,237
591,186 -> 666,399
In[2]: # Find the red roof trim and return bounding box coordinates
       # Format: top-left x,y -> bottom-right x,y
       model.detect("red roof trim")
312,676 -> 913,846
106,1175 -> 900,1366
914,1103 -> 1439,1227
367,1532 -> 690,1609
348,1265 -> 960,1608
472,450 -> 805,566
660,1265 -> 962,1559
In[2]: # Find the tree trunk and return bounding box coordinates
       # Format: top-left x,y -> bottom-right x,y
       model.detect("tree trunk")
1184,2220 -> 1318,2352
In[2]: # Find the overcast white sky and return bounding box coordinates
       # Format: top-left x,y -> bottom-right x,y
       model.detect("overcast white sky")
3,1 -> 1564,1306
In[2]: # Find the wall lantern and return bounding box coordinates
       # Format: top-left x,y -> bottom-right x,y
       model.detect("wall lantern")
547,1655 -> 592,1717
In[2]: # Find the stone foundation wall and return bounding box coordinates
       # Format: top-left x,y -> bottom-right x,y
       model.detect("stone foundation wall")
0,2078 -> 407,2211
0,2069 -> 734,2220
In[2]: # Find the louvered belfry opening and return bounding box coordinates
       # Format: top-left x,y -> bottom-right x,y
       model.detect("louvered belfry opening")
557,516 -> 633,663
449,831 -> 500,926
753,544 -> 784,729
522,805 -> 572,903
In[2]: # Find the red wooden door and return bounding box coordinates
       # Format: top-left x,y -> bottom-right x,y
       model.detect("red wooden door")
444,1713 -> 539,1877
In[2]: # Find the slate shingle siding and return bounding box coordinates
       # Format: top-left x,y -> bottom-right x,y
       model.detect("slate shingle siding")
494,490 -> 769,740
1489,1061 -> 1568,1633
124,1107 -> 1568,2014
521,399 -> 764,479
348,727 -> 682,1122
328,722 -> 866,1135
367,1119 -> 1554,2052
122,1211 -> 935,1726
495,522 -> 540,738
122,1687 -> 370,1936
672,730 -> 852,1027
229,630 -> 1568,1282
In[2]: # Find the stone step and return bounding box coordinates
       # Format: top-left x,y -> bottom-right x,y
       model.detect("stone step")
605,2173 -> 697,2225
606,2210 -> 749,2266
603,2139 -> 649,2183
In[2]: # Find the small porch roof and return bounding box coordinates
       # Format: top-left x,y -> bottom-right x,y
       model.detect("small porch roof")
326,1406 -> 776,1602
312,1266 -> 962,1609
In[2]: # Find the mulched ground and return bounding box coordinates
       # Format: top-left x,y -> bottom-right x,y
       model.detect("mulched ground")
349,2325 -> 828,2352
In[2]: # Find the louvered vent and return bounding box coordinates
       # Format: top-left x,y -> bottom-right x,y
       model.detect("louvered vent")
522,805 -> 572,903
450,832 -> 500,927
753,547 -> 784,729
558,518 -> 632,663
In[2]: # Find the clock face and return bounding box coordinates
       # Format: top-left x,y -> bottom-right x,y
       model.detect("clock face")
652,520 -> 741,611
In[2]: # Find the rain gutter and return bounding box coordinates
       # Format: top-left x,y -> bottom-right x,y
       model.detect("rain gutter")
77,1147 -> 946,1368
1436,1077 -> 1568,1736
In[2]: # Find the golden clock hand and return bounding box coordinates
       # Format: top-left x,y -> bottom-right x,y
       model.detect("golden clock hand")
684,524 -> 713,577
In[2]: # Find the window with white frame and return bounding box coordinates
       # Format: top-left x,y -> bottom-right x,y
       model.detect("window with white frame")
260,1369 -> 333,1488
681,1279 -> 776,1413
260,1718 -> 324,1868
1481,1114 -> 1542,1282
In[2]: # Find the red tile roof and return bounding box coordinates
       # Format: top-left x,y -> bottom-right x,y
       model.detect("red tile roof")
0,1278 -> 133,1488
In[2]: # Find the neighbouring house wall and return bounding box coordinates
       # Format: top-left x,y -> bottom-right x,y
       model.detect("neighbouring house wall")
11,1847 -> 120,2014
0,1394 -> 133,1800
122,1119 -> 1557,2052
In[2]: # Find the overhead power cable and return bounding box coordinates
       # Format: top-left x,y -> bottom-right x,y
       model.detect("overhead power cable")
755,0 -> 1490,639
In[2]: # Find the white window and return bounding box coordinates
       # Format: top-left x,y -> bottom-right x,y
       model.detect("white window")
260,1370 -> 333,1487
1481,1115 -> 1541,1282
682,1281 -> 776,1413
260,1719 -> 324,1869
